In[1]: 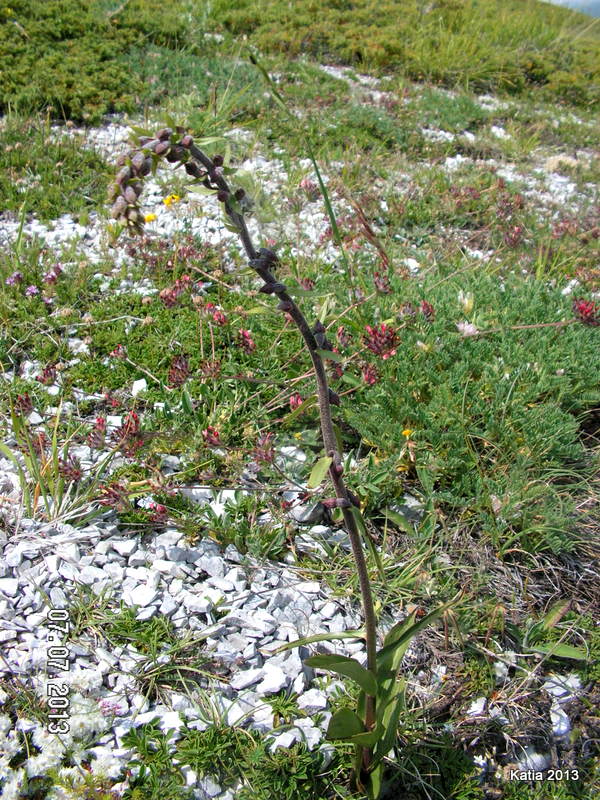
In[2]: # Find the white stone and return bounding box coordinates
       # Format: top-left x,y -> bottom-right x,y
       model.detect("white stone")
112,539 -> 138,557
230,668 -> 265,691
256,665 -> 288,695
297,688 -> 328,713
0,578 -> 19,597
124,584 -> 158,608
550,704 -> 571,738
131,378 -> 148,396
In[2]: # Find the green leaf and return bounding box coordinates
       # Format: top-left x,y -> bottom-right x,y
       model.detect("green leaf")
281,395 -> 317,426
384,507 -> 415,534
350,724 -> 383,747
527,642 -> 588,661
308,456 -> 332,489
305,654 -> 377,695
378,596 -> 459,673
350,507 -> 384,579
540,600 -> 571,632
182,388 -> 194,416
366,763 -> 383,800
326,709 -> 365,741
273,629 -> 364,654
341,373 -> 362,388
315,348 -> 344,362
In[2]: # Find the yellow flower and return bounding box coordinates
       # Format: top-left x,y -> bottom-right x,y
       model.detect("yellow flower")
163,194 -> 180,207
402,429 -> 413,438
144,212 -> 157,223
293,432 -> 303,440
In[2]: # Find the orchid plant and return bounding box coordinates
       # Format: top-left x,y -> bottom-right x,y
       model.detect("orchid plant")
109,120 -> 456,797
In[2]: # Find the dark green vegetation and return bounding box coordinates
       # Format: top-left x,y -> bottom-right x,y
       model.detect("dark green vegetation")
1,0 -> 599,123
0,116 -> 109,221
1,0 -> 599,798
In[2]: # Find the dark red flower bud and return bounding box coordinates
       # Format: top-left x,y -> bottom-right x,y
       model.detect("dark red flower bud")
212,154 -> 224,167
111,196 -> 127,218
217,190 -> 229,203
115,166 -> 132,185
157,127 -> 173,141
139,157 -> 152,176
180,134 -> 194,147
322,497 -> 351,509
153,141 -> 170,156
185,162 -> 204,178
124,186 -> 137,204
234,188 -> 245,201
130,152 -> 145,173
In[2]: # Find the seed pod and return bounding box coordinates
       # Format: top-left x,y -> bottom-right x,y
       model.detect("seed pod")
185,162 -> 203,178
115,166 -> 132,185
111,196 -> 127,218
217,190 -> 229,203
234,188 -> 246,201
153,141 -> 170,156
130,152 -> 145,174
156,127 -> 173,141
107,183 -> 120,202
166,146 -> 185,163
124,186 -> 138,205
180,134 -> 193,147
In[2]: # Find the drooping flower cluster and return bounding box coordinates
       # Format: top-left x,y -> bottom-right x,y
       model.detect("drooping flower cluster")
57,455 -> 83,483
253,432 -> 275,464
573,297 -> 600,326
168,354 -> 190,387
237,329 -> 256,353
109,344 -> 127,359
420,300 -> 435,322
202,426 -> 221,446
361,363 -> 379,386
14,392 -> 33,416
363,323 -> 399,360
289,393 -> 303,411
111,411 -> 144,457
98,480 -> 131,511
159,274 -> 192,307
35,363 -> 57,385
148,501 -> 169,525
87,416 -> 106,449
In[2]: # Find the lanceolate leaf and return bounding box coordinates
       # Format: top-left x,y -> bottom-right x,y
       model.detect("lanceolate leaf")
526,642 -> 588,661
377,596 -> 459,673
326,709 -> 365,740
273,629 -> 364,654
308,455 -> 333,488
305,654 -> 377,695
315,348 -> 345,362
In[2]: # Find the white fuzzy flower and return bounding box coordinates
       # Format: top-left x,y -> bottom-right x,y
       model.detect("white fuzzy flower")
456,321 -> 479,337
457,289 -> 474,314
1,767 -> 26,800
67,667 -> 104,693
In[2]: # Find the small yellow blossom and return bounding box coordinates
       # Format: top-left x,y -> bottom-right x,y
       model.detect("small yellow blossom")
402,429 -> 413,438
144,212 -> 157,223
293,432 -> 303,440
163,194 -> 180,207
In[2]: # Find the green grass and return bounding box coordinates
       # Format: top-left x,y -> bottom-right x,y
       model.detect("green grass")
209,0 -> 600,107
1,3 -> 600,798
0,115 -> 109,221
